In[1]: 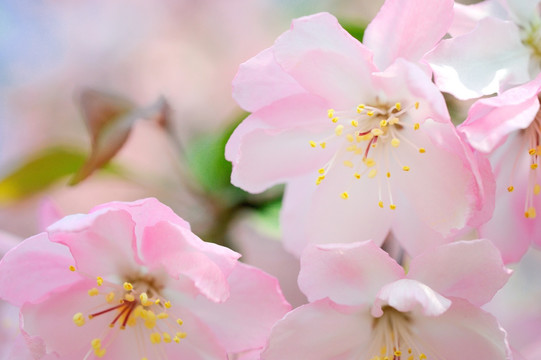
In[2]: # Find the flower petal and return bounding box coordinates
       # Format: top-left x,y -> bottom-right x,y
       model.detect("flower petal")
459,75 -> 541,153
261,299 -> 371,360
371,279 -> 451,317
364,0 -> 453,70
141,221 -> 240,302
407,240 -> 511,306
180,263 -> 291,354
427,17 -> 531,99
232,47 -> 306,112
298,241 -> 404,306
273,12 -> 376,109
0,233 -> 80,306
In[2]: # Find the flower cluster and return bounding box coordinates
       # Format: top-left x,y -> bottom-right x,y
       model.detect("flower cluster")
1,0 -> 541,359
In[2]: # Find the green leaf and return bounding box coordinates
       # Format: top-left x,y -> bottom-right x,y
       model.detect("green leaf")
339,20 -> 367,42
0,147 -> 89,203
185,112 -> 249,204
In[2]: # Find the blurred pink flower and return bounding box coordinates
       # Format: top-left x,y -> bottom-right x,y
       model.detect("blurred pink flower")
227,11 -> 493,257
459,73 -> 541,263
262,240 -> 511,359
0,198 -> 290,359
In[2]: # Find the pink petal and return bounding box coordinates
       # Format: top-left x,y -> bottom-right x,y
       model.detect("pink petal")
364,0 -> 453,70
450,1 -> 509,36
371,279 -> 452,317
228,95 -> 335,193
261,299 -> 371,360
505,0 -> 541,24
298,241 -> 404,306
37,198 -> 64,232
408,240 -> 511,306
281,165 -> 394,257
180,263 -> 291,354
47,208 -> 140,276
427,17 -> 531,99
273,12 -> 376,109
460,75 -> 541,153
413,299 -> 511,359
0,233 -> 81,307
0,230 -> 21,255
141,221 -> 240,302
232,47 -> 306,112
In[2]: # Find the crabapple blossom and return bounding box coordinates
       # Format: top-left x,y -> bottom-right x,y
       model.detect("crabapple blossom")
427,0 -> 541,99
0,198 -> 290,359
226,11 -> 494,257
261,240 -> 512,359
459,73 -> 541,262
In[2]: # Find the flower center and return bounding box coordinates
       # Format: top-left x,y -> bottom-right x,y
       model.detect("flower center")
69,266 -> 186,359
309,101 -> 425,210
507,109 -> 541,219
368,307 -> 428,360
521,19 -> 541,61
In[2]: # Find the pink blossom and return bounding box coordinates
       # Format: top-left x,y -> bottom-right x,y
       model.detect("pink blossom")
261,240 -> 512,359
459,74 -> 541,263
426,0 -> 539,99
226,11 -> 493,257
0,198 -> 290,359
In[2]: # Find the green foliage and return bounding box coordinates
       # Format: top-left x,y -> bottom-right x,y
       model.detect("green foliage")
340,20 -> 367,42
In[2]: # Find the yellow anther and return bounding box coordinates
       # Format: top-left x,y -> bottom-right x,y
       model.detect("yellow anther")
368,169 -> 377,178
395,102 -> 401,111
367,111 -> 375,116
91,338 -> 101,350
529,148 -> 537,155
335,125 -> 344,136
177,318 -> 184,326
88,288 -> 99,296
419,354 -> 427,360
357,104 -> 365,113
395,351 -> 402,357
347,144 -> 357,152
351,120 -> 359,127
403,166 -> 410,171
386,172 -> 391,178
318,168 -> 325,174
96,277 -> 103,286
164,301 -> 172,309
123,282 -> 133,291
177,332 -> 187,339
354,173 -> 361,179
140,293 -> 153,307
378,201 -> 384,208
154,299 -> 160,305
105,292 -> 115,303
163,332 -> 172,343
391,138 -> 400,147
389,117 -> 399,125
380,120 -> 388,127
341,192 -> 349,199
150,332 -> 161,344
94,348 -> 106,358
327,109 -> 334,118
364,158 -> 376,167
320,142 -> 326,148
69,265 -> 76,272
418,148 -> 426,153
73,312 -> 85,327
531,163 -> 538,170
343,160 -> 354,168
174,336 -> 181,343
390,204 -> 397,210
414,123 -> 420,130
415,102 -> 420,109
371,128 -> 383,136
331,117 -> 339,123
157,312 -> 169,320
535,184 -> 540,195
346,134 -> 354,142
363,157 -> 375,167
144,311 -> 157,329
125,293 -> 135,302
507,186 -> 514,192
526,207 -> 537,218
309,140 -> 317,148
316,175 -> 325,185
